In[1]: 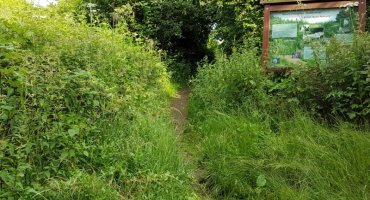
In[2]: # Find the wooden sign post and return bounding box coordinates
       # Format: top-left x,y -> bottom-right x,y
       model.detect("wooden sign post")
261,0 -> 367,72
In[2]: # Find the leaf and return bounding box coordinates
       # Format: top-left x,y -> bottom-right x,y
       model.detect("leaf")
83,151 -> 89,157
348,112 -> 356,119
68,128 -> 79,137
61,151 -> 69,159
93,100 -> 100,107
0,105 -> 13,111
26,188 -> 38,194
256,175 -> 267,187
0,113 -> 8,120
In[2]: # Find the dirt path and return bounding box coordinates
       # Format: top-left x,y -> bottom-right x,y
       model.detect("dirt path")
171,87 -> 191,135
171,88 -> 211,199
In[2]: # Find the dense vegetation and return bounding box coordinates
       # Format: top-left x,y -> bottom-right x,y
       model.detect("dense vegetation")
81,0 -> 213,83
0,1 -> 193,199
207,0 -> 263,54
1,0 -> 370,199
80,0 -> 265,82
188,37 -> 370,199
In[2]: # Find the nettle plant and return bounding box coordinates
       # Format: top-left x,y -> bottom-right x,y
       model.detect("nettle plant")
271,33 -> 370,121
324,34 -> 370,119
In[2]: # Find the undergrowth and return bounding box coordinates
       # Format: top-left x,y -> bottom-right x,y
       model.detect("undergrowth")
188,43 -> 370,199
187,112 -> 370,199
0,0 -> 194,199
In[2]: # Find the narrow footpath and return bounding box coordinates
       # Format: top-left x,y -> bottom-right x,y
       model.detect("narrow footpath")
171,88 -> 191,135
170,88 -> 211,199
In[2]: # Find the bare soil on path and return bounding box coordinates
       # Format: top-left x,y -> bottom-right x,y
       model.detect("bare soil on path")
171,87 -> 191,135
170,88 -> 211,199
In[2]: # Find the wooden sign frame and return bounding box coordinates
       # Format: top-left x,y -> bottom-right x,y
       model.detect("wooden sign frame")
262,0 -> 367,72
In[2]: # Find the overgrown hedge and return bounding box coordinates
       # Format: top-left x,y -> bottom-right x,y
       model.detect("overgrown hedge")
192,33 -> 370,122
0,1 -> 192,199
270,34 -> 370,121
189,36 -> 370,199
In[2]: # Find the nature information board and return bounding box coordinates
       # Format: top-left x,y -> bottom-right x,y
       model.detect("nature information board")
268,7 -> 358,67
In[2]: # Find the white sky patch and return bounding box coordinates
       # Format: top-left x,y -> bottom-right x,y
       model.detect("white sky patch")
272,9 -> 342,24
28,0 -> 58,7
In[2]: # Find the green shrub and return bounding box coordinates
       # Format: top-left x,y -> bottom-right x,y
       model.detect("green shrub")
190,48 -> 267,115
270,33 -> 370,121
188,35 -> 370,200
0,1 -> 191,198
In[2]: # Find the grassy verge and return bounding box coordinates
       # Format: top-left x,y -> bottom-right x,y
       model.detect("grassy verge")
186,111 -> 370,199
188,46 -> 370,199
44,112 -> 196,199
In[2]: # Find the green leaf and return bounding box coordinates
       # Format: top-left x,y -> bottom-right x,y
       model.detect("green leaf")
256,175 -> 267,187
0,105 -> 13,111
348,112 -> 356,119
93,100 -> 100,107
0,113 -> 8,120
68,128 -> 79,137
61,151 -> 69,159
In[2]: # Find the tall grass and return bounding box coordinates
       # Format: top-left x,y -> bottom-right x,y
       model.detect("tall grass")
188,47 -> 370,199
189,112 -> 370,199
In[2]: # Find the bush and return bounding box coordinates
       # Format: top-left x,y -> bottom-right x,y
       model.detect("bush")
0,1 -> 192,198
270,33 -> 370,121
188,36 -> 370,199
190,48 -> 267,115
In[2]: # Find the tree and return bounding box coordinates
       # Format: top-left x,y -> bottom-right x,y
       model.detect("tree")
82,0 -> 213,81
205,0 -> 264,54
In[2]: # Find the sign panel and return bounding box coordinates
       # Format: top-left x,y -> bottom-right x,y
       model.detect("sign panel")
261,0 -> 315,3
268,7 -> 359,67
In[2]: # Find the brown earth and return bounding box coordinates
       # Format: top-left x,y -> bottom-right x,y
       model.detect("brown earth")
170,87 -> 191,135
170,88 -> 211,199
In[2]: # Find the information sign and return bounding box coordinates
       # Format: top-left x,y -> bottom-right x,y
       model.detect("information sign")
261,0 -> 367,71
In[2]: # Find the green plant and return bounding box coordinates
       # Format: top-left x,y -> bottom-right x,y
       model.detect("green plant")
0,1 -> 192,199
270,33 -> 370,121
187,111 -> 370,200
190,47 -> 267,116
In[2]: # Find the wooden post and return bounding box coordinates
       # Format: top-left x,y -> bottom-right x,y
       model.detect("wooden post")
359,0 -> 367,31
262,4 -> 271,69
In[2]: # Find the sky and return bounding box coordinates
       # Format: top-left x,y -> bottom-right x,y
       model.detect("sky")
28,0 -> 57,7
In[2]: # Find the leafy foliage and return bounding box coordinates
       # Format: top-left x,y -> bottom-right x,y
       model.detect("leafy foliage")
188,36 -> 370,200
0,1 -> 193,198
191,48 -> 267,114
270,34 -> 370,121
84,0 -> 213,83
206,0 -> 263,54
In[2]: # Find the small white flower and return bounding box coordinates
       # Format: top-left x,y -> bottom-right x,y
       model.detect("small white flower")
87,3 -> 97,8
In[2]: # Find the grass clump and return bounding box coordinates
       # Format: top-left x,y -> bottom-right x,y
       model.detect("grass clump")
190,112 -> 370,199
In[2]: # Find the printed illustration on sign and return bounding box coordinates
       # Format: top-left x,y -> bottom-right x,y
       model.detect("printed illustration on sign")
268,7 -> 358,67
